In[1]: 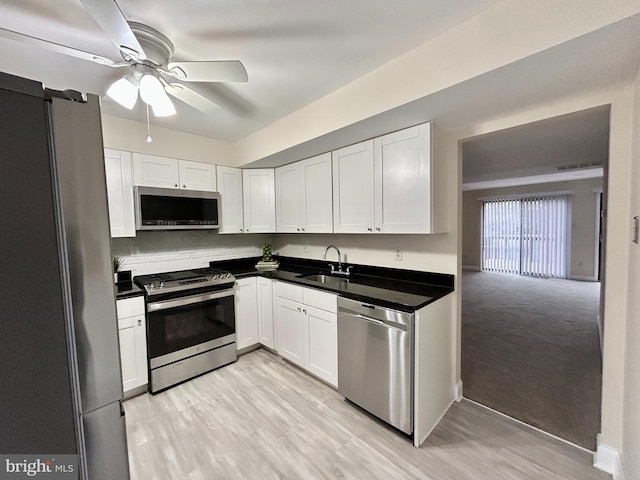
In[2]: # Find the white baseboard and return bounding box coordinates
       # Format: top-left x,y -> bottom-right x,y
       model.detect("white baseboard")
454,380 -> 463,401
462,265 -> 481,271
569,274 -> 598,282
594,435 -> 624,479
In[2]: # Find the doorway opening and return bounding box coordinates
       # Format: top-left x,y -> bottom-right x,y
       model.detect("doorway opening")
460,106 -> 608,450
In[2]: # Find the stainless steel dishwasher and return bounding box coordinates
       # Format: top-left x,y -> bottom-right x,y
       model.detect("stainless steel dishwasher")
337,297 -> 414,435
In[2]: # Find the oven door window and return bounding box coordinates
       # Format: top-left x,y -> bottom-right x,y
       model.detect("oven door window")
148,294 -> 235,359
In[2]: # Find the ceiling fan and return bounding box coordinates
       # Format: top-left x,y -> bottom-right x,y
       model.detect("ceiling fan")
0,0 -> 248,117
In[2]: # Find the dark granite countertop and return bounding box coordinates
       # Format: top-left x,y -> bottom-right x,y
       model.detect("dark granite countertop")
211,256 -> 454,313
114,282 -> 145,300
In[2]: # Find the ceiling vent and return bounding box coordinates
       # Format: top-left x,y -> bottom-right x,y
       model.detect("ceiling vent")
556,161 -> 603,171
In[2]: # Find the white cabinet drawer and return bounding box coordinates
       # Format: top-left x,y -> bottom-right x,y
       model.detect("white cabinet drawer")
116,296 -> 145,319
275,281 -> 303,303
303,287 -> 337,313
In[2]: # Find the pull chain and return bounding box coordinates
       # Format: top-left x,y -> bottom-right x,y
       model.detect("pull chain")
146,104 -> 153,143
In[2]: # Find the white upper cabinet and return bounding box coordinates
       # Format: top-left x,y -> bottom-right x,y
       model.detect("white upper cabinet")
104,149 -> 135,238
301,153 -> 333,232
332,122 -> 446,234
243,169 -> 276,233
133,153 -> 180,188
374,122 -> 432,233
275,163 -> 302,233
216,165 -> 245,234
276,152 -> 333,233
178,159 -> 217,191
332,140 -> 375,233
133,153 -> 217,191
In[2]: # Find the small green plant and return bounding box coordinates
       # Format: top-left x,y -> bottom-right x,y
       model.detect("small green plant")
262,243 -> 273,262
113,256 -> 124,273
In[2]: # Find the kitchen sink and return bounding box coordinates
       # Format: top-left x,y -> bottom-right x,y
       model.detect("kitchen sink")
297,273 -> 349,284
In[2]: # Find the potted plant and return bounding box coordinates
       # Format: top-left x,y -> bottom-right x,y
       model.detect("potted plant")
112,256 -> 124,283
262,243 -> 273,262
256,243 -> 278,270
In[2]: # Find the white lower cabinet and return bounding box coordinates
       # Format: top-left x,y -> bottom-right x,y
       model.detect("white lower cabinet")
306,306 -> 338,385
257,277 -> 275,349
274,296 -> 307,366
274,282 -> 338,387
235,277 -> 259,350
116,296 -> 147,393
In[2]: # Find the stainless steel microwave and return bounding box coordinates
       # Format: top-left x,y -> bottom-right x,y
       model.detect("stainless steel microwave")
134,186 -> 221,230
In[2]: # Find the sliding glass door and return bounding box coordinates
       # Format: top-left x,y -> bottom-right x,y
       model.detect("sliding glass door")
482,195 -> 570,278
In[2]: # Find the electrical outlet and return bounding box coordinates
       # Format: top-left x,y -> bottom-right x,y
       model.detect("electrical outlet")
394,248 -> 402,261
302,243 -> 309,252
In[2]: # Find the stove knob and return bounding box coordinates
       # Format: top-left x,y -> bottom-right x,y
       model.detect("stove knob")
226,273 -> 232,278
212,275 -> 219,280
148,283 -> 155,290
159,281 -> 165,288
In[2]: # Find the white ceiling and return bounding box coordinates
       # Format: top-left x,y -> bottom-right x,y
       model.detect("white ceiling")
462,106 -> 610,185
0,0 -> 500,142
246,12 -> 640,168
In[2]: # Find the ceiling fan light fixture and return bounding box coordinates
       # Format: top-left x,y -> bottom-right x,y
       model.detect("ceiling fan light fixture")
139,73 -> 176,117
150,96 -> 176,117
106,75 -> 138,109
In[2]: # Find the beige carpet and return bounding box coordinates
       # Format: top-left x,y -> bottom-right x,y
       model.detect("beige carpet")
461,271 -> 602,450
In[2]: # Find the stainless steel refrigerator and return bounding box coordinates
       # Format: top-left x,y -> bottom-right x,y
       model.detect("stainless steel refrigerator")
0,72 -> 130,479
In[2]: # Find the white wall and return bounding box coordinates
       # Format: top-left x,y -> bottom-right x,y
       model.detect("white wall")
622,66 -> 640,480
101,114 -> 237,166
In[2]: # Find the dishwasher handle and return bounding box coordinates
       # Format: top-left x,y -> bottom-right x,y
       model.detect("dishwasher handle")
338,296 -> 413,325
348,312 -> 408,331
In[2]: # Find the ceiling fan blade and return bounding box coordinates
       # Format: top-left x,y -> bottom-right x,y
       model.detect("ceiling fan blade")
166,61 -> 248,83
164,83 -> 222,116
79,0 -> 146,60
0,27 -> 119,66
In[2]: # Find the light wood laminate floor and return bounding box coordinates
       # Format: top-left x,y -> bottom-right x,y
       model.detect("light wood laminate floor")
125,349 -> 610,480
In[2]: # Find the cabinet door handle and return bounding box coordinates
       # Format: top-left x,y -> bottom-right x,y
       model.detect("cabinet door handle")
634,216 -> 639,244
240,228 -> 244,232
137,319 -> 142,326
297,307 -> 302,312
375,227 -> 381,232
174,183 -> 178,187
367,227 -> 373,232
302,309 -> 307,314
301,227 -> 305,232
182,184 -> 186,188
296,228 -> 300,232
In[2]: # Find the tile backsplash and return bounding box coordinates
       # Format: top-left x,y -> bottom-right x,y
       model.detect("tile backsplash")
111,230 -> 272,276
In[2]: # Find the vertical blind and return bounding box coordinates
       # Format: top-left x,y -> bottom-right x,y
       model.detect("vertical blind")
482,195 -> 570,278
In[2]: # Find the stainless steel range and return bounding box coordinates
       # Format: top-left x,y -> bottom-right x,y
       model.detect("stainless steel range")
135,267 -> 237,394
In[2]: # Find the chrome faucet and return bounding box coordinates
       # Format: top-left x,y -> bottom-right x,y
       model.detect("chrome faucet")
323,245 -> 352,276
323,245 -> 342,271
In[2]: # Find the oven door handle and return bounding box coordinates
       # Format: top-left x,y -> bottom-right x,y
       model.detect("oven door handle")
147,288 -> 235,312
